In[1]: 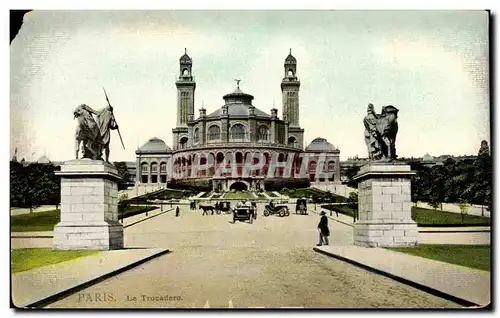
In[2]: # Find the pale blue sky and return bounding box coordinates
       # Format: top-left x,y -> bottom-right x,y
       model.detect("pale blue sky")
10,10 -> 489,162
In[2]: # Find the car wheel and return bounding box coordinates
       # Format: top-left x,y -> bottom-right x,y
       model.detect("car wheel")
279,210 -> 285,217
264,209 -> 270,217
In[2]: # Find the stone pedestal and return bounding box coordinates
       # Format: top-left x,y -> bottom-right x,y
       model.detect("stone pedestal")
353,162 -> 418,248
53,159 -> 124,250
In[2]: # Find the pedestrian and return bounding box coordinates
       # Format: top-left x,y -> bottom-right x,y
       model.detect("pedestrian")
317,211 -> 330,246
175,206 -> 180,217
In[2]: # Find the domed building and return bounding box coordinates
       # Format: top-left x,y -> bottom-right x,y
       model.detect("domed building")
134,50 -> 341,192
37,155 -> 51,164
305,137 -> 340,182
135,137 -> 172,186
421,153 -> 436,167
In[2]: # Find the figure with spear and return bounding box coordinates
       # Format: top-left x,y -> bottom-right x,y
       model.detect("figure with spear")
97,87 -> 125,163
73,88 -> 125,162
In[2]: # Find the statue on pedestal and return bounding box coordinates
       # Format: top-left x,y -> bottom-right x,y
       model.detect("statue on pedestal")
363,103 -> 399,161
73,89 -> 125,162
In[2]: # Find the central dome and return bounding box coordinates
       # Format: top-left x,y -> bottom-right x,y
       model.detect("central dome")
222,87 -> 254,104
206,85 -> 271,118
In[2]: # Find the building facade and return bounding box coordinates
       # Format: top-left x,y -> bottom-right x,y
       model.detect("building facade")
135,50 -> 341,192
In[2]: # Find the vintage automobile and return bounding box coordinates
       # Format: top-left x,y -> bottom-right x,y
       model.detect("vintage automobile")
295,198 -> 308,215
232,206 -> 256,224
263,202 -> 290,217
217,201 -> 232,213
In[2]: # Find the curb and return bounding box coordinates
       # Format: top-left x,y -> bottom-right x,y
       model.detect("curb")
10,208 -> 175,239
309,209 -> 354,227
20,248 -> 170,308
418,230 -> 490,233
124,208 -> 174,228
313,247 -> 480,308
11,235 -> 53,239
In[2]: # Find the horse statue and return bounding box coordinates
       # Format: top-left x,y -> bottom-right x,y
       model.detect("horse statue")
74,104 -> 102,160
364,104 -> 399,161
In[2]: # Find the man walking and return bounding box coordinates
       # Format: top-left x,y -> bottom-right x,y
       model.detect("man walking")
175,206 -> 180,217
317,211 -> 330,246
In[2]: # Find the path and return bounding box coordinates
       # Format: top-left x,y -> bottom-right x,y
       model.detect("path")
46,204 -> 458,308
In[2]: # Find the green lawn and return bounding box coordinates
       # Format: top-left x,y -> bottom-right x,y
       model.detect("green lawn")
129,188 -> 193,202
11,248 -> 99,273
319,205 -> 491,226
388,245 -> 490,271
280,188 -> 324,198
223,191 -> 254,200
11,206 -> 157,232
412,207 -> 490,226
281,188 -> 347,203
11,209 -> 60,232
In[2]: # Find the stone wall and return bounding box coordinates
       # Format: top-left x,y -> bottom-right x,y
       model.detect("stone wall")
353,163 -> 418,248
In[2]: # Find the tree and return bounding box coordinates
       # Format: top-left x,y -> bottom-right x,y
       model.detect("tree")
113,162 -> 131,190
344,165 -> 361,188
346,191 -> 358,222
428,194 -> 441,212
458,198 -> 469,223
10,162 -> 61,211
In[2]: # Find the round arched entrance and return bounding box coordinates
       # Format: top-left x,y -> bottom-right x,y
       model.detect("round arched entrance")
229,181 -> 249,191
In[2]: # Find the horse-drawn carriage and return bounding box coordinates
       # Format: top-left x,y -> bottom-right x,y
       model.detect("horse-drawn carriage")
295,198 -> 308,215
199,204 -> 220,215
263,201 -> 290,217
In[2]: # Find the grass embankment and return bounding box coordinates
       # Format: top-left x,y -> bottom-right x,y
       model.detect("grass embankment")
11,206 -> 157,232
388,245 -> 490,271
11,248 -> 99,273
11,210 -> 60,232
127,188 -> 193,204
319,206 -> 491,226
223,191 -> 254,200
280,187 -> 347,203
411,207 -> 490,226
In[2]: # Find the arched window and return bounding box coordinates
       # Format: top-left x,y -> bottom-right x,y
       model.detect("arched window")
141,162 -> 149,183
328,161 -> 335,171
208,125 -> 220,141
288,69 -> 294,76
182,68 -> 189,76
288,136 -> 297,147
150,162 -> 158,183
257,125 -> 269,142
180,136 -> 188,149
160,162 -> 167,183
193,128 -> 199,144
230,124 -> 246,141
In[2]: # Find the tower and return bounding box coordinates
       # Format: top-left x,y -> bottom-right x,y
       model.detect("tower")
173,49 -> 196,150
281,48 -> 300,127
176,48 -> 196,127
281,49 -> 304,149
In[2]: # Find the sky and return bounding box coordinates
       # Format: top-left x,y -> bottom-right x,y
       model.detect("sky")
10,10 -> 490,162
